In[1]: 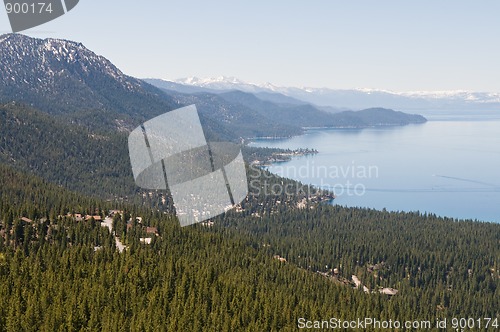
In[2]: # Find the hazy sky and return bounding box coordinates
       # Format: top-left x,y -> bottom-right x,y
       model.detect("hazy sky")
1,0 -> 499,92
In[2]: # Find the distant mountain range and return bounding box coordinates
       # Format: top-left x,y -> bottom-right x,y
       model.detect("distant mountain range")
0,33 -> 429,197
0,34 -> 295,140
0,35 -> 428,139
147,76 -> 500,111
152,83 -> 426,134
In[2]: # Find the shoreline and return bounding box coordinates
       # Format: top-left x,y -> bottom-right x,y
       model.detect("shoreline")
248,124 -> 500,224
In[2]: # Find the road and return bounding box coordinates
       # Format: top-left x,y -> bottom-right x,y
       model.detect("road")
101,216 -> 127,253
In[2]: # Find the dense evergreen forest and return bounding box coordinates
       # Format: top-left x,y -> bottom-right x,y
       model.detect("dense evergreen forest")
0,163 -> 498,331
0,34 -> 498,331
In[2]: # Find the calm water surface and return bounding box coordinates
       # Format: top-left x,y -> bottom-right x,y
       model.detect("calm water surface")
250,118 -> 500,223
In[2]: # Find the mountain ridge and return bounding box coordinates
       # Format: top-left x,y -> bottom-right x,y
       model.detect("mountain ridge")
0,33 -> 179,128
0,34 -> 297,140
154,76 -> 500,111
1,34 -> 426,142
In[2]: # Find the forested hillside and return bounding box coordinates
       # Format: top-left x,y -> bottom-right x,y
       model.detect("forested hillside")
0,33 -> 498,331
0,103 -> 134,196
0,164 -> 498,331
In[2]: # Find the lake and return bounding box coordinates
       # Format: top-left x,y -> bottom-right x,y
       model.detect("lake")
250,116 -> 500,223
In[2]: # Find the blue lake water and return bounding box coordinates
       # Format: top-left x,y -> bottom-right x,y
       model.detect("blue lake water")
250,118 -> 500,223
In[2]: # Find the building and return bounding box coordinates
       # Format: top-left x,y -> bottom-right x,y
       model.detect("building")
145,227 -> 158,235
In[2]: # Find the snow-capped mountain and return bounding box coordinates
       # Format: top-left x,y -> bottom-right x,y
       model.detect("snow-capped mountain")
0,33 -> 175,117
161,77 -> 500,111
173,76 -> 278,93
0,34 -> 142,92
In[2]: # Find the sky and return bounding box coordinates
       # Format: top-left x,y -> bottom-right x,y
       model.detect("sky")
1,0 -> 499,92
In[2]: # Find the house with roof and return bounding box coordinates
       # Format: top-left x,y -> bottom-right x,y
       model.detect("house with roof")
145,226 -> 158,236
